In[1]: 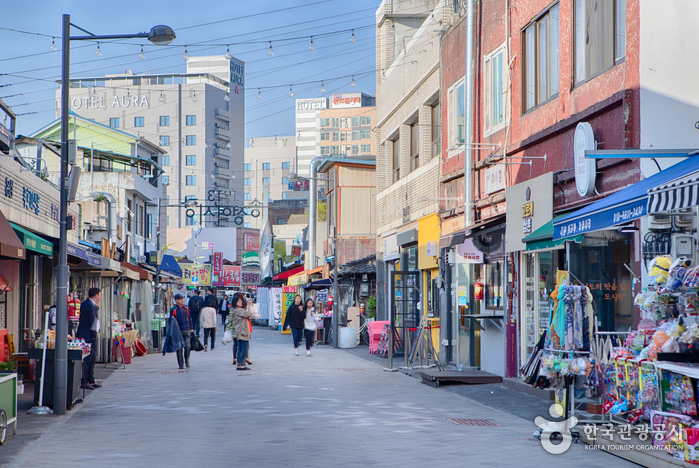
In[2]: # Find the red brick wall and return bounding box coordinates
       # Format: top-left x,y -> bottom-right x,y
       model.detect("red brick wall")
326,237 -> 375,266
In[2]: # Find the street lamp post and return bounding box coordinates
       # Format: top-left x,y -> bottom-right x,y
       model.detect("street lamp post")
54,14 -> 175,415
287,172 -> 339,348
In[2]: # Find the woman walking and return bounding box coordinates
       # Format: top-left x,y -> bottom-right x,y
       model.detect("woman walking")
283,295 -> 305,356
229,294 -> 253,370
303,298 -> 319,356
230,293 -> 253,366
201,303 -> 217,351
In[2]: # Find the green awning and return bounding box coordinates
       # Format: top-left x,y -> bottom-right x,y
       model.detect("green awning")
9,223 -> 54,256
523,216 -> 583,252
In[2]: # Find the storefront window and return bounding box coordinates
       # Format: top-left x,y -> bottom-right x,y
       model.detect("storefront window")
485,261 -> 503,309
407,247 -> 417,271
457,262 -> 480,368
568,236 -> 633,331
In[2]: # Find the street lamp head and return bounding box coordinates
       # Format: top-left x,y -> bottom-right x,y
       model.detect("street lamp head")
148,25 -> 176,45
287,172 -> 299,181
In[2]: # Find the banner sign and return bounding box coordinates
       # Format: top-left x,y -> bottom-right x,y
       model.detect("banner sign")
271,287 -> 283,324
181,264 -> 211,286
212,252 -> 223,286
242,272 -> 260,284
245,233 -> 260,251
222,265 -> 241,287
281,286 -> 297,335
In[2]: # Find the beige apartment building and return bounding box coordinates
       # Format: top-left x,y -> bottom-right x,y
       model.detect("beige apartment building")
318,95 -> 376,162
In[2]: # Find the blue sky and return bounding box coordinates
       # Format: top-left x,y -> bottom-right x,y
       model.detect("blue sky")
0,0 -> 378,143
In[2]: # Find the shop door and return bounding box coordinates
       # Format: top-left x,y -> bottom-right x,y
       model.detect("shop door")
456,263 -> 480,368
390,271 -> 420,363
520,252 -> 556,367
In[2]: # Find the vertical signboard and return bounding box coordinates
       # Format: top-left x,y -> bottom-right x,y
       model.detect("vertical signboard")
212,252 -> 223,286
244,233 -> 260,251
271,287 -> 283,326
281,285 -> 296,334
222,265 -> 241,287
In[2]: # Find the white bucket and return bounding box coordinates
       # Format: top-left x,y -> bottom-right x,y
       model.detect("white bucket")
338,327 -> 358,348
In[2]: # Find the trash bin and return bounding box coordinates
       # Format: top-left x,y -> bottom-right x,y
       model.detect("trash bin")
338,327 -> 358,349
28,348 -> 82,409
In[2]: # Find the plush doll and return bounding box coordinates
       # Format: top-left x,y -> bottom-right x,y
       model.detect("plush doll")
648,255 -> 672,287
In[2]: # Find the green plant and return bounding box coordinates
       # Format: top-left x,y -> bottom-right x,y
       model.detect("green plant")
0,359 -> 16,372
366,295 -> 377,319
94,194 -> 106,202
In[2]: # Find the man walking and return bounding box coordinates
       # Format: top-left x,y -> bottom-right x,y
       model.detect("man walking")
188,289 -> 204,338
77,287 -> 102,390
218,293 -> 230,326
170,294 -> 193,369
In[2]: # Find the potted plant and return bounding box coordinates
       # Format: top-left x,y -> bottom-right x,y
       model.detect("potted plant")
0,360 -> 16,374
366,296 -> 377,320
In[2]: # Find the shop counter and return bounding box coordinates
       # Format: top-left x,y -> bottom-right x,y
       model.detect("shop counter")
28,348 -> 83,409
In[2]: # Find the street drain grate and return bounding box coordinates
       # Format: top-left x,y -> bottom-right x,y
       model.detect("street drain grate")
341,368 -> 367,371
446,418 -> 502,427
160,370 -> 188,374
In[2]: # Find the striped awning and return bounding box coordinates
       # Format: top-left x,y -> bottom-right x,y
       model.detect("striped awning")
647,170 -> 699,214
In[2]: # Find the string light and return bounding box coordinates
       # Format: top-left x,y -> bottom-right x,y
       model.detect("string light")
257,88 -> 262,100
390,23 -> 396,35
50,37 -> 57,52
95,43 -> 102,57
350,30 -> 356,44
225,46 -> 231,60
308,36 -> 315,51
192,90 -> 197,102
92,87 -> 97,98
139,46 -> 145,60
289,85 -> 294,97
320,81 -> 325,92
351,76 -> 356,87
159,91 -> 165,103
267,42 -> 274,57
224,92 -> 230,102
183,46 -> 189,61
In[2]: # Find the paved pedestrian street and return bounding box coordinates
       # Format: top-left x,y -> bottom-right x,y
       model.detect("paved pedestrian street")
7,327 -> 636,468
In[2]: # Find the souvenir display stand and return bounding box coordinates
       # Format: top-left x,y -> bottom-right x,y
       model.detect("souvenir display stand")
524,254 -> 699,464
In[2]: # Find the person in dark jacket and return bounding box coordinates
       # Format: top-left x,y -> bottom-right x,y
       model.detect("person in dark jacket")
77,287 -> 102,389
218,294 -> 230,326
283,294 -> 305,356
170,294 -> 193,369
188,289 -> 204,338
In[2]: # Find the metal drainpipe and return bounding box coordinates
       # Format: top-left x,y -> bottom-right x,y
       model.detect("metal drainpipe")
308,156 -> 324,270
464,0 -> 475,227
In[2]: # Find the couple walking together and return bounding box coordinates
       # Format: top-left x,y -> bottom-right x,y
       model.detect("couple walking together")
284,295 -> 319,356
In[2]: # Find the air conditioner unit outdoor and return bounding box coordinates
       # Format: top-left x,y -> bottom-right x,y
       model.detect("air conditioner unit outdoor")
136,255 -> 147,264
649,214 -> 672,231
674,208 -> 695,230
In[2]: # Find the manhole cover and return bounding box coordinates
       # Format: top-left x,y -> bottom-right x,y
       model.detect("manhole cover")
341,368 -> 367,371
160,370 -> 188,374
446,418 -> 502,427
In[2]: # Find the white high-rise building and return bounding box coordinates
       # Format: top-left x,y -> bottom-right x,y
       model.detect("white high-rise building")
56,55 -> 244,241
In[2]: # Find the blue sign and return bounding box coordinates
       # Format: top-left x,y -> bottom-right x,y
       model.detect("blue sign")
553,198 -> 646,240
317,289 -> 328,302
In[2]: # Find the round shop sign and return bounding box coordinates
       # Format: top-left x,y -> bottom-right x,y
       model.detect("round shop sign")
574,122 -> 596,197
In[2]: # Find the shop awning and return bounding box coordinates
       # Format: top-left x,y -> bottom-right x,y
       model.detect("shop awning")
10,223 -> 54,256
647,170 -> 699,214
304,278 -> 332,290
553,155 -> 699,240
273,266 -> 304,281
523,216 -> 584,251
0,211 -> 25,260
121,262 -> 152,281
160,254 -> 182,276
439,229 -> 466,249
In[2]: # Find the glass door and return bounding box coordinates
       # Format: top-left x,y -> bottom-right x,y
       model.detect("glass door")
520,251 -> 557,367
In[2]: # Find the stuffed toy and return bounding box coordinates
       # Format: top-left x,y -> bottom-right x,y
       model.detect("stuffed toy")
648,255 -> 672,287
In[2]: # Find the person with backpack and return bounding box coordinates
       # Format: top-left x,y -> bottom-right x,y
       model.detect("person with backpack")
169,294 -> 193,369
188,289 -> 204,338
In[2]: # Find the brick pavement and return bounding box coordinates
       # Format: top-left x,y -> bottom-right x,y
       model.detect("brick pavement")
6,326 -> 637,467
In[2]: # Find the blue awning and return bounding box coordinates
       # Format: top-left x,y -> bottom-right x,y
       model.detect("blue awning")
553,155 -> 699,240
160,254 -> 182,276
304,279 -> 332,290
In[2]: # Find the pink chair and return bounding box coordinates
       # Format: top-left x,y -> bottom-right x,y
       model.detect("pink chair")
368,321 -> 390,354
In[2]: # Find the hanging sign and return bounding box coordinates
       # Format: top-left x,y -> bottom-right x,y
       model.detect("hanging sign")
574,122 -> 596,197
222,265 -> 241,287
212,252 -> 223,286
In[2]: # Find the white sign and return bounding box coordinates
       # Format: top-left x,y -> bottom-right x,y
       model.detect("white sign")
229,58 -> 244,95
271,287 -> 283,324
70,95 -> 149,109
331,93 -> 362,108
457,239 -> 484,263
485,164 -> 505,194
574,122 -> 596,197
296,99 -> 327,111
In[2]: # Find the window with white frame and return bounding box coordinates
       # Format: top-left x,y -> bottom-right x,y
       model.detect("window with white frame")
134,116 -> 144,127
351,145 -> 359,155
321,132 -> 330,141
361,130 -> 371,139
159,116 -> 170,126
162,155 -> 170,166
186,175 -> 196,185
321,146 -> 330,155
262,162 -> 270,170
484,44 -> 507,133
392,138 -> 400,182
162,175 -> 169,185
282,162 -> 290,169
523,4 -> 560,112
361,144 -> 371,153
185,135 -> 196,146
244,178 -> 251,186
352,130 -> 360,141
331,118 -> 340,127
244,163 -> 250,171
410,122 -> 419,172
361,116 -> 371,125
244,193 -> 251,200
332,132 -> 340,142
574,0 -> 625,84
262,177 -> 270,185
159,135 -> 170,146
186,155 -> 196,166
352,117 -> 360,127
448,79 -> 465,147
320,118 -> 330,127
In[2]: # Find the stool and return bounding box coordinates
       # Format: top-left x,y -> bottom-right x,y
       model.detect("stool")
8,334 -> 31,381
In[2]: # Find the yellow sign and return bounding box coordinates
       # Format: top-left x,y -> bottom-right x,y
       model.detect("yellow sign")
522,202 -> 534,218
181,264 -> 212,286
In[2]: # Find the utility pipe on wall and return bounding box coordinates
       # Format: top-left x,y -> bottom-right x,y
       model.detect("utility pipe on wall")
463,0 -> 475,227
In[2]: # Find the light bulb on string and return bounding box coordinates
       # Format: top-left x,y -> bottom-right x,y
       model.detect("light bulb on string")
390,23 -> 396,35
257,88 -> 262,100
224,92 -> 230,102
92,87 -> 97,98
308,37 -> 315,51
351,76 -> 356,87
183,46 -> 189,61
95,43 -> 102,57
50,37 -> 57,52
192,91 -> 197,102
126,88 -> 130,97
159,91 -> 164,103
320,81 -> 325,92
267,42 -> 274,57
289,86 -> 294,97
350,30 -> 356,44
139,46 -> 145,60
225,46 -> 231,60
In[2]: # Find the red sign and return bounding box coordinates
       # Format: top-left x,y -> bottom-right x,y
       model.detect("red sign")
245,233 -> 260,251
212,252 -> 223,286
222,265 -> 241,287
282,286 -> 296,293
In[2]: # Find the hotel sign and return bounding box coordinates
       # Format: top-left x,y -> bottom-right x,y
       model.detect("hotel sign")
70,95 -> 150,109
